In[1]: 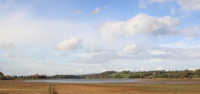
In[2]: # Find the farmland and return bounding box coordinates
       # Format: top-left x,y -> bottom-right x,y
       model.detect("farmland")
0,79 -> 200,94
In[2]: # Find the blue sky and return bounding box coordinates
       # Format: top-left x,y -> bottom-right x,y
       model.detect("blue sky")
0,0 -> 200,75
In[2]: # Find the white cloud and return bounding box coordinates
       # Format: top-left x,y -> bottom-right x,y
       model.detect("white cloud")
149,0 -> 173,3
57,37 -> 82,50
156,66 -> 164,70
139,0 -> 146,8
0,10 -> 91,46
77,68 -> 84,74
139,67 -> 145,71
178,0 -> 200,11
91,6 -> 106,15
139,0 -> 173,8
140,0 -> 200,11
0,41 -> 15,49
122,67 -> 129,71
71,53 -> 94,58
92,7 -> 100,14
3,53 -> 15,57
3,53 -> 26,58
189,51 -> 200,59
148,50 -> 167,55
60,53 -> 69,57
182,25 -> 200,38
170,8 -> 176,14
102,68 -> 108,72
87,46 -> 99,53
91,6 -> 107,15
157,41 -> 200,60
100,13 -> 180,40
75,51 -> 120,63
122,44 -> 140,55
160,40 -> 200,49
148,59 -> 164,63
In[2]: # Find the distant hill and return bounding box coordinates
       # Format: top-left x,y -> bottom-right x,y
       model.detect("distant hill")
85,69 -> 200,79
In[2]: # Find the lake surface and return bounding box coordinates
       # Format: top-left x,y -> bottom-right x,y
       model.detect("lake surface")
24,79 -> 200,84
24,79 -> 144,83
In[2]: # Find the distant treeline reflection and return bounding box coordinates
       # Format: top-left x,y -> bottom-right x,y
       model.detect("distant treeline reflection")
1,69 -> 200,80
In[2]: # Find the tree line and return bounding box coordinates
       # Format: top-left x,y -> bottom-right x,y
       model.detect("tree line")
1,69 -> 200,80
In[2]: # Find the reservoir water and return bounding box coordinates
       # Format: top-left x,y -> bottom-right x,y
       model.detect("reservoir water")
24,79 -> 200,84
24,79 -> 144,83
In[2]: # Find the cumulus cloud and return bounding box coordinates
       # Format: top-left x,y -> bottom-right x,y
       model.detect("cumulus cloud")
0,41 -> 15,49
122,44 -> 140,55
57,37 -> 82,50
154,42 -> 200,60
74,44 -> 200,64
71,42 -> 200,64
120,42 -> 200,60
100,13 -> 180,40
178,0 -> 200,11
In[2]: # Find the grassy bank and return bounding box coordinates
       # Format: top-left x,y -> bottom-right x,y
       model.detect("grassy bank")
0,80 -> 200,94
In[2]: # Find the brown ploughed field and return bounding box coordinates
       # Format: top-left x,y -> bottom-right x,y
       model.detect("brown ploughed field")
0,80 -> 200,94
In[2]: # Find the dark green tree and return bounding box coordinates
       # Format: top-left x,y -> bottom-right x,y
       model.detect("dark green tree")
0,72 -> 4,80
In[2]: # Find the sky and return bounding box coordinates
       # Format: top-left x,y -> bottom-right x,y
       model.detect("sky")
0,0 -> 200,75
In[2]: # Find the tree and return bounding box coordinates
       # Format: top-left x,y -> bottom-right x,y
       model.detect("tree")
0,72 -> 4,80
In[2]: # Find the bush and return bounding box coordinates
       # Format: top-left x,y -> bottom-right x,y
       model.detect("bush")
115,74 -> 124,78
48,84 -> 58,94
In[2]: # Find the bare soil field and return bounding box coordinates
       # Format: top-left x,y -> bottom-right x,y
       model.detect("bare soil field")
0,80 -> 200,94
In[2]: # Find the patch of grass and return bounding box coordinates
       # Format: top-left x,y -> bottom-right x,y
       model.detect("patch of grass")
107,72 -> 132,78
